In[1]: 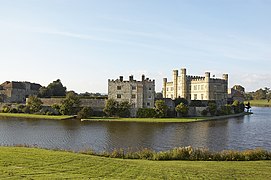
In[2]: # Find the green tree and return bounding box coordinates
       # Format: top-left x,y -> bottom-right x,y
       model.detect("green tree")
103,99 -> 118,117
174,98 -> 188,106
175,103 -> 189,117
26,96 -> 43,113
155,100 -> 168,118
77,107 -> 93,119
39,79 -> 66,98
136,108 -> 156,118
60,92 -> 80,115
117,101 -> 131,118
208,102 -> 217,116
253,88 -> 266,100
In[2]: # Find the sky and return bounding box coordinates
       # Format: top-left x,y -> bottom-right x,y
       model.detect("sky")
0,0 -> 270,93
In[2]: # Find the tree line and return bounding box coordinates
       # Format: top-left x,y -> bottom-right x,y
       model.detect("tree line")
245,87 -> 271,102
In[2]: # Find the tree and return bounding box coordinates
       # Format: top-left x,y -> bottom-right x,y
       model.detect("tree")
155,100 -> 168,118
77,107 -> 93,119
103,99 -> 131,117
232,100 -> 244,114
117,101 -> 131,118
175,103 -> 189,117
60,92 -> 80,115
253,88 -> 266,100
136,108 -> 156,118
208,102 -> 217,116
26,96 -> 43,113
103,99 -> 118,117
38,79 -> 66,98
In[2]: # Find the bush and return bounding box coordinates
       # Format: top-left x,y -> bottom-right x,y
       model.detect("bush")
1,105 -> 11,113
77,107 -> 93,119
136,108 -> 156,118
201,109 -> 208,116
190,100 -> 204,107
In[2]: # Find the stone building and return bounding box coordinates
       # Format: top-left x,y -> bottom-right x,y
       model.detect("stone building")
163,68 -> 228,104
0,81 -> 41,103
108,75 -> 155,115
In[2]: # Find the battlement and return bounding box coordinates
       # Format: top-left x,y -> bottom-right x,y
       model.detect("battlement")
108,75 -> 155,83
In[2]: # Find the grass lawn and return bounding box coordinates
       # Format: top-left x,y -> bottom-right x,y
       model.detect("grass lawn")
82,113 -> 248,123
0,113 -> 74,120
0,147 -> 271,179
245,100 -> 271,107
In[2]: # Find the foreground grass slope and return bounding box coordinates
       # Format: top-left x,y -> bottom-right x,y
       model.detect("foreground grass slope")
1,147 -> 271,179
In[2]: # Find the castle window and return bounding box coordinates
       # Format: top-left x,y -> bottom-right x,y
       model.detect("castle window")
167,88 -> 169,91
132,94 -> 136,99
201,94 -> 204,100
201,85 -> 204,90
171,87 -> 173,91
117,94 -> 121,98
117,86 -> 121,90
132,86 -> 136,90
194,85 -> 197,90
148,95 -> 152,99
149,87 -> 152,90
194,94 -> 197,100
198,85 -> 200,90
147,102 -> 150,106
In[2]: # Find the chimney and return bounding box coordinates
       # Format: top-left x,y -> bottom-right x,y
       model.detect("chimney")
129,75 -> 134,81
142,74 -> 145,81
119,76 -> 123,82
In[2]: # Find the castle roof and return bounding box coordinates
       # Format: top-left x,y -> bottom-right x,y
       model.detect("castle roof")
0,81 -> 41,91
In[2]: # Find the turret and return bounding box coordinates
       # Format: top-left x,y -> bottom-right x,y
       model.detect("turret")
163,78 -> 167,98
173,70 -> 178,99
205,72 -> 210,100
181,68 -> 187,99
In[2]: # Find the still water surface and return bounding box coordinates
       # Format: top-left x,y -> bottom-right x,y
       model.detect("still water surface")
0,107 -> 270,152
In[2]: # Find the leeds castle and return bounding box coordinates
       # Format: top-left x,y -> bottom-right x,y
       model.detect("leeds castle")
163,68 -> 228,103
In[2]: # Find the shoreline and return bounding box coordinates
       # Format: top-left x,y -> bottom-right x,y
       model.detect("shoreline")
0,113 -> 74,120
81,112 -> 252,123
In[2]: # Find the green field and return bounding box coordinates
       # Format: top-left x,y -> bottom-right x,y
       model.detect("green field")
0,113 -> 74,120
0,147 -> 271,179
245,100 -> 271,107
81,112 -> 248,123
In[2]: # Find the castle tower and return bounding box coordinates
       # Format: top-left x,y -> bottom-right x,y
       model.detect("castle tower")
222,74 -> 229,99
181,68 -> 187,99
205,72 -> 210,100
173,70 -> 178,99
163,78 -> 167,98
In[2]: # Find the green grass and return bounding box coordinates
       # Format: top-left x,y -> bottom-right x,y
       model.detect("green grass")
0,147 -> 271,179
245,100 -> 271,107
82,113 -> 248,123
0,113 -> 74,120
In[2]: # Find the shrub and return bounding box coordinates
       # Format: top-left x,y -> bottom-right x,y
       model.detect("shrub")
201,109 -> 208,116
1,105 -> 11,113
77,107 -> 93,119
190,100 -> 204,107
136,108 -> 156,118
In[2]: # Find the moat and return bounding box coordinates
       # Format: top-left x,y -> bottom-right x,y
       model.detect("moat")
0,107 -> 270,152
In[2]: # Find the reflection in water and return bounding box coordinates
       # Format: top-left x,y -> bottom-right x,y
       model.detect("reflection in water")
0,107 -> 271,152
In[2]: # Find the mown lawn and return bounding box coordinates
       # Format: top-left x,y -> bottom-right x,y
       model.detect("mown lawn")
245,100 -> 271,107
1,147 -> 271,179
0,113 -> 73,120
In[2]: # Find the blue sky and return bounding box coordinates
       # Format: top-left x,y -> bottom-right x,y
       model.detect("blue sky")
0,0 -> 270,93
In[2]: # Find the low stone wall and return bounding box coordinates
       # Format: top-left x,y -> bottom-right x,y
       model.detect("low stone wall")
30,98 -> 106,111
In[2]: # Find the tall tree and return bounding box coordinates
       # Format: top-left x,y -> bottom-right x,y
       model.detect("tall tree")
26,96 -> 43,113
175,103 -> 189,117
155,100 -> 168,118
38,79 -> 66,98
60,91 -> 80,115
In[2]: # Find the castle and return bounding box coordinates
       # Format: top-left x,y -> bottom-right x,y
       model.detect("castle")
163,68 -> 228,103
0,81 -> 41,103
108,75 -> 155,115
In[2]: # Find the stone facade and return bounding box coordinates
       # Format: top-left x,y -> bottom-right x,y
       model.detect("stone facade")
163,68 -> 228,104
108,75 -> 155,116
0,81 -> 41,103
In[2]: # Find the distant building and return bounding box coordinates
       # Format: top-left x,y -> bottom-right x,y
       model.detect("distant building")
163,68 -> 228,104
108,75 -> 155,116
0,81 -> 41,103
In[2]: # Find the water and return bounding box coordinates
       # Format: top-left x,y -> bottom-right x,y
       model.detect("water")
0,107 -> 271,152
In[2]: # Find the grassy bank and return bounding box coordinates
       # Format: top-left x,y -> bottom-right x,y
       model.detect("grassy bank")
0,113 -> 74,120
245,100 -> 271,107
82,112 -> 249,123
0,147 -> 271,179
